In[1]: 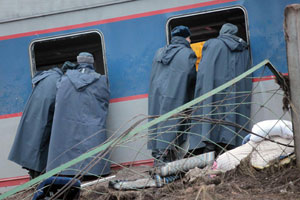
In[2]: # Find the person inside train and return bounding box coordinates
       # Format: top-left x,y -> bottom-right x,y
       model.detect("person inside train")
148,25 -> 197,166
190,41 -> 205,71
190,23 -> 251,155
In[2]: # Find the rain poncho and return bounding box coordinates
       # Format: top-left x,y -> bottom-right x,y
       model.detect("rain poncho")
46,63 -> 110,176
190,23 -> 251,150
8,68 -> 63,172
148,36 -> 197,151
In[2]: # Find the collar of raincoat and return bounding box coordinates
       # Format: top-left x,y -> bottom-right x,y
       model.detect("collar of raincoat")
159,36 -> 190,65
218,23 -> 248,51
77,63 -> 95,70
66,66 -> 100,91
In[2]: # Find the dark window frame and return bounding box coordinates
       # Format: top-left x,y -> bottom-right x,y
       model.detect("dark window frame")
166,6 -> 250,45
29,30 -> 107,77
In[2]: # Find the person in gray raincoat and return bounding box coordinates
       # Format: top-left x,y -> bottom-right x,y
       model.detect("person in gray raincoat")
190,23 -> 251,154
46,52 -> 110,176
148,26 -> 197,164
8,67 -> 63,178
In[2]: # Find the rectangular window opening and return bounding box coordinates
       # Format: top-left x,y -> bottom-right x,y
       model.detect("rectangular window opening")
30,31 -> 106,76
167,7 -> 248,44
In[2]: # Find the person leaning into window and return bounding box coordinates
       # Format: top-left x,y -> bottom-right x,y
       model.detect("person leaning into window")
148,26 -> 197,166
46,52 -> 111,177
8,67 -> 63,179
190,23 -> 251,155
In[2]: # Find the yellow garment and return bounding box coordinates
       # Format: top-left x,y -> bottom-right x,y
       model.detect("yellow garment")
191,41 -> 205,71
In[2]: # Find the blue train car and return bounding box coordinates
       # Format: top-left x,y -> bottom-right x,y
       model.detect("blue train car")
0,0 -> 298,188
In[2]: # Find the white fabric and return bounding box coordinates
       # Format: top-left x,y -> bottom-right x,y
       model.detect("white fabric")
250,120 -> 293,142
216,141 -> 255,172
216,137 -> 294,172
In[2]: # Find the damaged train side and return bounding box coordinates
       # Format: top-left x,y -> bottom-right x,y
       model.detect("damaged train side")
0,0 -> 298,189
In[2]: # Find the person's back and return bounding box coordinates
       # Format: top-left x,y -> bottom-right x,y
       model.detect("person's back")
148,26 -> 196,165
8,68 -> 63,177
46,52 -> 111,177
149,36 -> 196,108
190,23 -> 251,154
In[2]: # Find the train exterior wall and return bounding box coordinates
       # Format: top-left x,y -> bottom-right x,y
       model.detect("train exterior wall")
0,0 -> 298,182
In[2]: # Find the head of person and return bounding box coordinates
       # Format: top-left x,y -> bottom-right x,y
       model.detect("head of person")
76,52 -> 94,69
171,25 -> 191,43
219,23 -> 238,36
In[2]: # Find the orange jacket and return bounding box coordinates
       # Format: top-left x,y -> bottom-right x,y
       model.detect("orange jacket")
191,41 -> 205,71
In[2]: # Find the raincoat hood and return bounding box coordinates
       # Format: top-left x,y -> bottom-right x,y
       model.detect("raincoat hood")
157,36 -> 191,65
218,23 -> 248,51
66,68 -> 100,91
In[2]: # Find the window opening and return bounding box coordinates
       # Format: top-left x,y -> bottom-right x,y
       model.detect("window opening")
29,31 -> 107,76
167,7 -> 248,44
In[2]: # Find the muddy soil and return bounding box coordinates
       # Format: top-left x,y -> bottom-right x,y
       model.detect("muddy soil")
81,160 -> 300,200
5,160 -> 300,200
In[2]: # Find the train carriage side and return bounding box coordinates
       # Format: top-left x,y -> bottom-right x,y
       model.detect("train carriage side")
0,0 -> 298,188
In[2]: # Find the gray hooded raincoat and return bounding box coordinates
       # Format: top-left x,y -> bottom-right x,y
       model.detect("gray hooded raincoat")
148,36 -> 197,151
46,63 -> 110,176
8,68 -> 63,172
190,23 -> 251,150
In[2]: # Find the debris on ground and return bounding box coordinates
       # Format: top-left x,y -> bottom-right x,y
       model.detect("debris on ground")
78,156 -> 300,200
4,153 -> 299,200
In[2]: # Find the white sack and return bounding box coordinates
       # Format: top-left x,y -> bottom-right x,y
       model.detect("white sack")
250,120 -> 293,142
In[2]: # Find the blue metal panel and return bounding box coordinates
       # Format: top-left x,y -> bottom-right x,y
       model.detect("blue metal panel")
100,1 -> 238,100
245,0 -> 300,76
101,15 -> 167,101
0,38 -> 32,115
0,1 -> 237,115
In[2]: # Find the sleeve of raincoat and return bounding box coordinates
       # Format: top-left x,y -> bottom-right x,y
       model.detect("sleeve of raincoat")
192,39 -> 229,144
94,75 -> 110,108
195,39 -> 231,97
195,40 -> 216,99
172,47 -> 197,102
187,49 -> 197,101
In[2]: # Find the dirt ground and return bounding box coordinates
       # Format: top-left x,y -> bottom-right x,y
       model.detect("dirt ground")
81,159 -> 300,200
4,158 -> 300,200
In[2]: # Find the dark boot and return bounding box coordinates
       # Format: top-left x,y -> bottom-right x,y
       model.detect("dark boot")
28,169 -> 41,179
203,142 -> 216,153
152,149 -> 171,167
